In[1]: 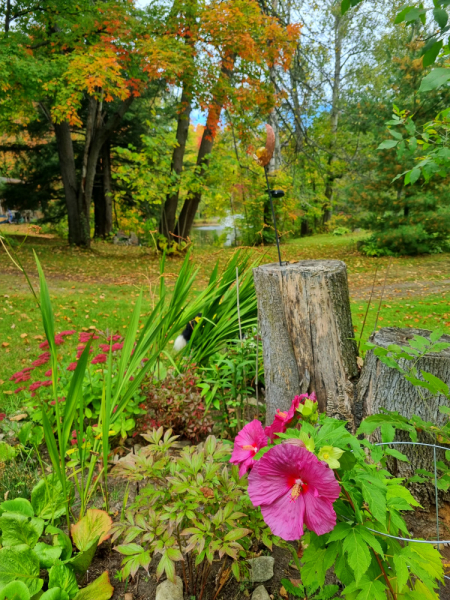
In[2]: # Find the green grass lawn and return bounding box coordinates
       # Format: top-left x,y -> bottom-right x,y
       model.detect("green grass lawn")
1,228 -> 450,414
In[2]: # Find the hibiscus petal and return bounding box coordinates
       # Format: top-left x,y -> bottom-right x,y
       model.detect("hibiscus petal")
248,446 -> 295,506
260,492 -> 306,540
303,489 -> 337,536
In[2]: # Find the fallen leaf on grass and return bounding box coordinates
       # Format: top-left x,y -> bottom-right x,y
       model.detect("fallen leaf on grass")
279,586 -> 288,599
10,413 -> 27,421
1,343 -> 9,347
10,324 -> 15,329
20,333 -> 28,339
3,391 -> 13,396
34,335 -> 44,340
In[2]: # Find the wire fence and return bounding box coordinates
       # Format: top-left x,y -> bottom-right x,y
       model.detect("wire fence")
372,441 -> 450,592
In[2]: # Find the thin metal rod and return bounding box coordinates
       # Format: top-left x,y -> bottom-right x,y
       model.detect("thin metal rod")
357,265 -> 378,353
373,258 -> 392,333
264,166 -> 282,267
434,445 -> 440,552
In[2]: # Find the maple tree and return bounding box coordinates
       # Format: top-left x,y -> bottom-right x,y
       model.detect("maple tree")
158,0 -> 300,242
0,0 -> 188,246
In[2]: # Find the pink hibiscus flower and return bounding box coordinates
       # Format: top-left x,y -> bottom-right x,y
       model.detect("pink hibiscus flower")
248,444 -> 340,541
230,419 -> 268,477
264,394 -> 317,442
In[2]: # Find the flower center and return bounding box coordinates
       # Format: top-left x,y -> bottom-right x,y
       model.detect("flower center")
242,444 -> 258,455
289,477 -> 308,501
323,453 -> 329,459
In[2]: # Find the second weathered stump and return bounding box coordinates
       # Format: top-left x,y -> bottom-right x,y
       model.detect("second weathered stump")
253,260 -> 359,427
358,327 -> 450,508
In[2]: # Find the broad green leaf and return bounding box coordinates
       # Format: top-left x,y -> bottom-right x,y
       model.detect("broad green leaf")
377,140 -> 399,150
360,479 -> 386,524
393,553 -> 410,591
327,522 -> 352,542
114,543 -> 144,556
423,40 -> 443,68
67,539 -> 99,576
41,588 -> 70,600
46,525 -> 72,561
386,484 -> 421,507
0,546 -> 43,596
34,542 -> 62,569
224,528 -> 251,542
0,581 -> 30,600
0,513 -> 44,548
353,577 -> 386,599
72,572 -> 113,600
343,530 -> 371,582
31,475 -> 67,520
71,509 -> 112,551
433,7 -> 448,28
0,499 -> 33,518
280,578 -> 304,597
48,564 -> 78,600
419,68 -> 450,93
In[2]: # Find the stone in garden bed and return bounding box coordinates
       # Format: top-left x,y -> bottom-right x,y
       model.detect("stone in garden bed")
251,584 -> 271,600
155,576 -> 183,600
247,556 -> 275,582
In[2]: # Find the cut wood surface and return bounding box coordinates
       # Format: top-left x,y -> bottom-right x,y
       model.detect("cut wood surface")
358,326 -> 450,508
253,260 -> 359,427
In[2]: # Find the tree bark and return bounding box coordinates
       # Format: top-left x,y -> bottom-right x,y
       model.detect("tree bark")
253,259 -> 359,428
93,141 -> 113,238
175,57 -> 234,240
357,327 -> 450,508
81,95 -> 134,246
159,85 -> 192,240
54,121 -> 88,246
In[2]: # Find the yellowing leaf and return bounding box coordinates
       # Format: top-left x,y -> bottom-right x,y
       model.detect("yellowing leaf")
71,509 -> 112,551
20,334 -> 28,339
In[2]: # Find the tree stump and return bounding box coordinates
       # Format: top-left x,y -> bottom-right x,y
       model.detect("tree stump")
358,327 -> 450,508
253,260 -> 359,428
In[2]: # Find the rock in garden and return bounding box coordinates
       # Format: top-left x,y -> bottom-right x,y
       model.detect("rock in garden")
251,585 -> 271,600
247,556 -> 274,582
155,576 -> 183,600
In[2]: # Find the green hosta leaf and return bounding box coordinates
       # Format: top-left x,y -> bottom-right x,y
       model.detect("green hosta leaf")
34,542 -> 62,569
31,475 -> 68,520
419,68 -> 450,93
342,530 -> 371,582
0,545 -> 43,596
67,538 -> 99,576
41,589 -> 70,600
0,581 -> 30,600
48,564 -> 79,600
0,499 -> 33,518
71,509 -> 112,552
0,513 -> 44,548
46,526 -> 72,561
72,572 -> 113,600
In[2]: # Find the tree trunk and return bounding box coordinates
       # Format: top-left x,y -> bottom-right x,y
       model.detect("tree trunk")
159,85 -> 192,240
253,259 -> 359,428
94,141 -> 113,238
175,57 -> 234,240
54,121 -> 88,246
357,327 -> 450,508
